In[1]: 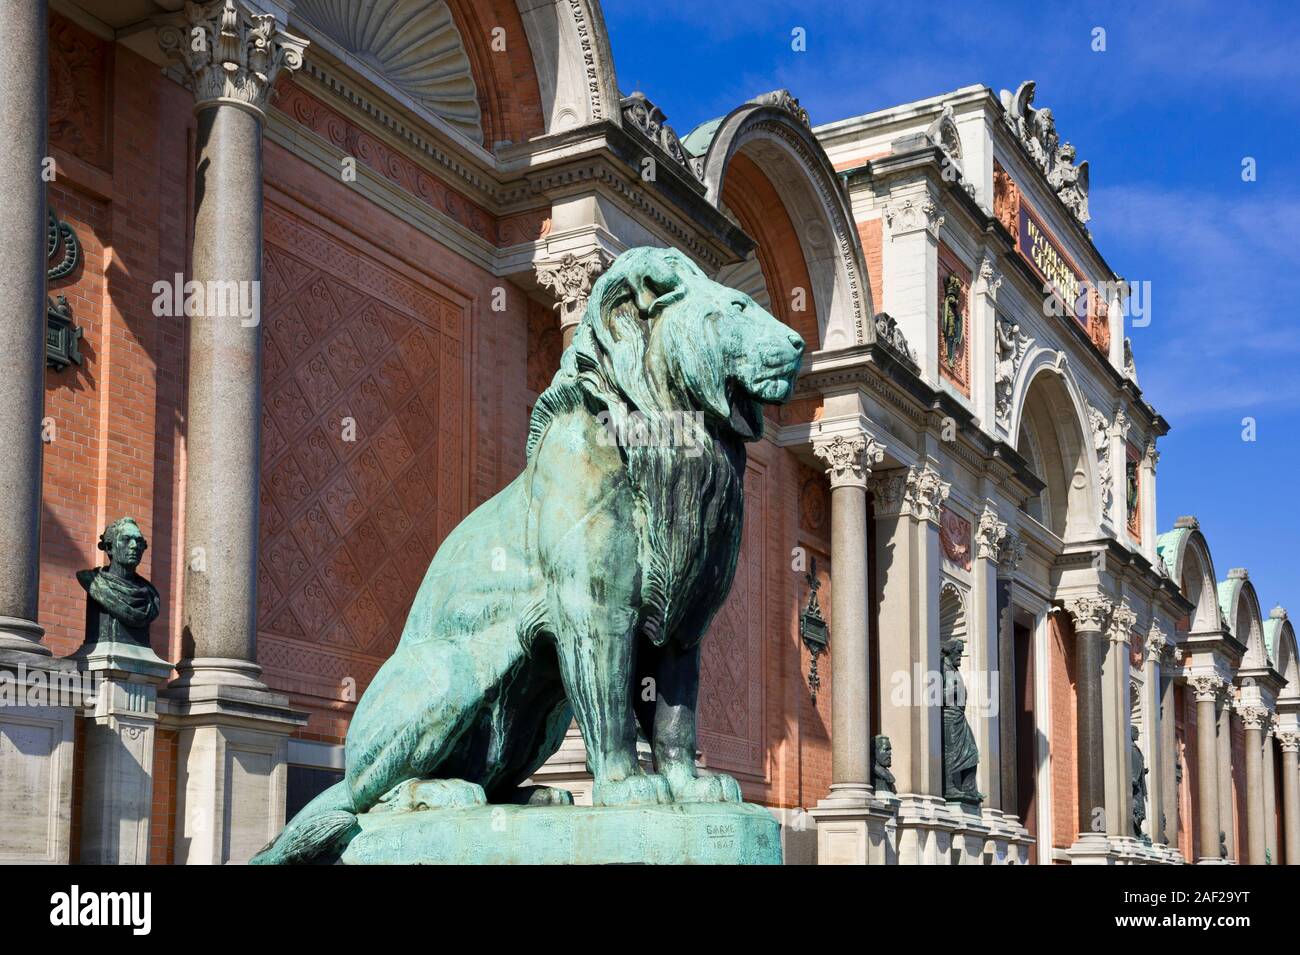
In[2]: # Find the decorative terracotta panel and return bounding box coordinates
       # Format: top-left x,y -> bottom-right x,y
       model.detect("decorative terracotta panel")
258,203 -> 465,698
49,14 -> 111,170
937,246 -> 971,397
939,505 -> 972,571
698,466 -> 767,778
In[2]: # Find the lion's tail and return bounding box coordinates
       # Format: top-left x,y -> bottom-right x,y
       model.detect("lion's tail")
249,780 -> 359,865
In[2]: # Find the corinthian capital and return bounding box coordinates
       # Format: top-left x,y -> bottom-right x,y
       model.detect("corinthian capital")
904,464 -> 949,524
1278,730 -> 1300,754
535,251 -> 613,331
1188,673 -> 1226,703
158,0 -> 309,116
1066,594 -> 1113,633
975,504 -> 1008,561
1109,599 -> 1138,645
813,432 -> 884,489
1237,706 -> 1268,738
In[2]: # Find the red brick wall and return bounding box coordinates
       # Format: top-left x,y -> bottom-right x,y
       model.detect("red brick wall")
40,18 -> 192,660
857,218 -> 883,317
149,728 -> 178,865
1049,611 -> 1078,850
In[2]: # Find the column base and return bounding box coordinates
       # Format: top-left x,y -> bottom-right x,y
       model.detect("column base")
1067,832 -> 1119,864
0,615 -> 49,658
161,662 -> 308,865
980,808 -> 1035,864
890,793 -> 960,864
808,788 -> 896,865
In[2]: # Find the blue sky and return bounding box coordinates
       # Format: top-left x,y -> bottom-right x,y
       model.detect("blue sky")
602,0 -> 1300,623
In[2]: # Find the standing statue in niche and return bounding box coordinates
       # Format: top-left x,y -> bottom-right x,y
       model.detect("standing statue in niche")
940,273 -> 965,369
872,735 -> 896,794
1130,724 -> 1149,844
252,247 -> 805,865
77,517 -> 160,650
940,638 -> 983,806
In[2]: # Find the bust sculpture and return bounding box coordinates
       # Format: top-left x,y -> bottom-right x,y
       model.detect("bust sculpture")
77,517 -> 160,650
872,735 -> 896,794
1130,724 -> 1149,843
940,638 -> 983,806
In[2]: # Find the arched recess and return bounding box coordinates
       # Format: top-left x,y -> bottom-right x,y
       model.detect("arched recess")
690,97 -> 875,351
940,581 -> 968,646
293,0 -> 545,147
514,0 -> 622,133
716,155 -> 819,350
1265,609 -> 1299,705
1011,358 -> 1097,543
1219,571 -> 1268,668
1156,522 -> 1220,634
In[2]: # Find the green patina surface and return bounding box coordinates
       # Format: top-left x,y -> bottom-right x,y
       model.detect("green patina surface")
253,247 -> 803,865
339,802 -> 782,866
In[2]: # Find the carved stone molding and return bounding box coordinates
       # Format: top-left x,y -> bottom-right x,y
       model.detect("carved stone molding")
1188,674 -> 1226,703
158,0 -> 308,116
750,89 -> 810,127
997,531 -> 1025,573
535,251 -> 611,331
873,312 -> 919,368
975,505 -> 1007,561
1086,402 -> 1114,519
977,253 -> 1003,300
813,432 -> 884,489
884,196 -> 943,240
1066,594 -> 1113,633
999,80 -> 1090,226
905,465 -> 949,525
867,470 -> 907,517
1237,705 -> 1270,732
620,91 -> 704,181
994,314 -> 1031,428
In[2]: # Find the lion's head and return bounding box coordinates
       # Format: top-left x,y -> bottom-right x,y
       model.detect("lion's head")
532,247 -> 804,452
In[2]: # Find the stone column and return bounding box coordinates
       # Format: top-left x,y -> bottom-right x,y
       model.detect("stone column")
1154,634 -> 1180,849
1239,705 -> 1269,864
1279,730 -> 1300,864
813,431 -> 883,802
535,251 -> 612,350
1263,720 -> 1278,864
1065,596 -> 1112,861
1190,675 -> 1224,863
808,429 -> 895,865
158,0 -> 306,689
0,0 -> 49,660
1217,697 -> 1235,861
995,533 -> 1025,825
973,504 -> 1006,811
1104,601 -> 1137,839
156,0 -> 309,864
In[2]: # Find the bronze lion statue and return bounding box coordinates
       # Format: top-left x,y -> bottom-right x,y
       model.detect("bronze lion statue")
253,246 -> 804,863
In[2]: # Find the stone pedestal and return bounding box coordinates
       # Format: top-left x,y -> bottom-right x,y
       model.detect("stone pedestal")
888,793 -> 958,864
339,802 -> 782,865
161,682 -> 306,865
74,642 -> 172,864
948,801 -> 993,864
0,658 -> 83,863
982,807 -> 1033,864
810,797 -> 896,866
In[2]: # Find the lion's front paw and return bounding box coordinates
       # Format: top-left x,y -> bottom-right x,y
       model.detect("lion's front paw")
667,771 -> 743,804
593,772 -> 671,807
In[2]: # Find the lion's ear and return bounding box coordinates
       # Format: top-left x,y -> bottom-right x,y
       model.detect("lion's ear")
628,250 -> 687,317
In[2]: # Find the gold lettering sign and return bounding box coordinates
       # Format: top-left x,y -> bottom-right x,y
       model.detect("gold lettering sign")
1021,207 -> 1080,309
